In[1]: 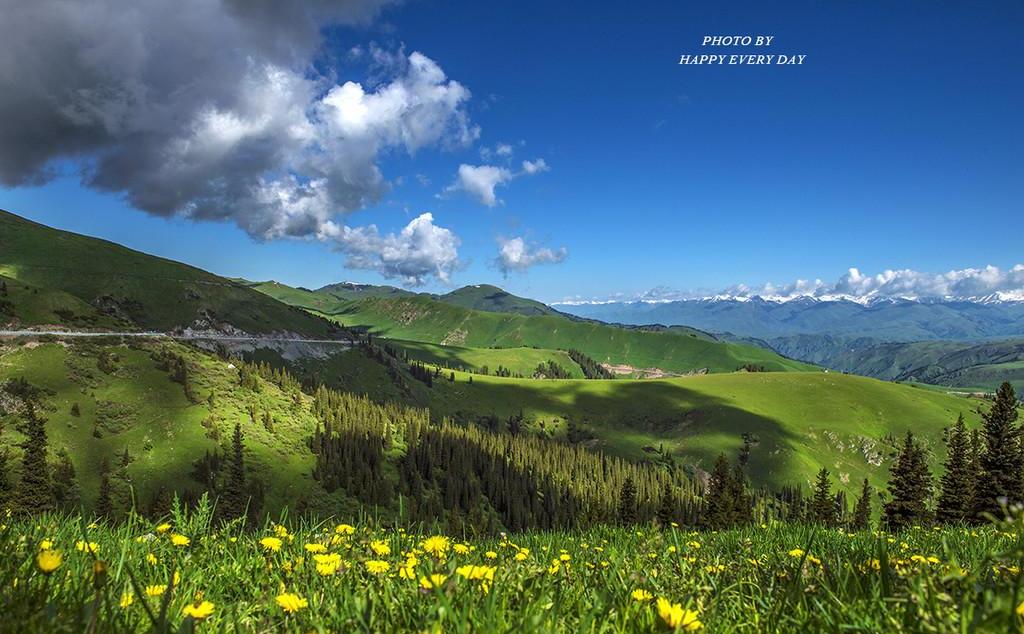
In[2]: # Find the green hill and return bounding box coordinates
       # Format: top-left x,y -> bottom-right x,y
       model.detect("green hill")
421,369 -> 986,491
0,210 -> 342,337
250,285 -> 817,376
435,284 -> 561,316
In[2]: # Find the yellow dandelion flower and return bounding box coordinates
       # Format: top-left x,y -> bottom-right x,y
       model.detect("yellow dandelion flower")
422,535 -> 450,557
155,523 -> 171,533
370,540 -> 391,556
260,537 -> 283,552
453,543 -> 470,555
419,574 -> 447,589
183,600 -> 215,620
36,549 -> 62,574
146,553 -> 158,565
145,585 -> 167,597
304,543 -> 327,554
365,560 -> 390,574
335,524 -> 356,535
788,548 -> 805,558
39,539 -> 53,551
485,551 -> 498,560
1016,601 -> 1024,619
76,540 -> 100,554
514,551 -> 528,561
170,534 -> 190,547
631,588 -> 654,602
276,593 -> 308,613
119,592 -> 134,609
656,597 -> 703,631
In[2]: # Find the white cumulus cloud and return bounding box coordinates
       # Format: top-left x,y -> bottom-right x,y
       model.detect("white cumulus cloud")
444,158 -> 549,207
495,237 -> 567,276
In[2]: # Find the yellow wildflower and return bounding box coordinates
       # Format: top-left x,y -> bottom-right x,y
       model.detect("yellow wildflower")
314,553 -> 342,576
170,534 -> 190,547
370,540 -> 391,556
146,553 -> 158,565
119,593 -> 134,609
453,543 -> 470,555
335,524 -> 356,535
485,551 -> 498,560
145,585 -> 167,597
76,540 -> 100,554
183,600 -> 215,620
422,535 -> 450,557
155,523 -> 171,533
304,543 -> 327,554
39,539 -> 53,551
36,550 -> 62,574
788,548 -> 805,558
365,560 -> 390,574
260,537 -> 283,552
419,574 -> 448,589
276,593 -> 307,613
656,597 -> 703,631
631,589 -> 654,602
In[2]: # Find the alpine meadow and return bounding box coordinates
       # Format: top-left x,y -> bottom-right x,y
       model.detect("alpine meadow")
1,1 -> 1023,632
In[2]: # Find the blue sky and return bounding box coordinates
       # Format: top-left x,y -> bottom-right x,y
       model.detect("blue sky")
1,0 -> 1021,303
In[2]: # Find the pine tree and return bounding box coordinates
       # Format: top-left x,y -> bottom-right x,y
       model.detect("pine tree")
729,462 -> 753,525
96,461 -> 113,519
14,404 -> 54,515
656,481 -> 676,527
220,422 -> 248,520
852,478 -> 872,530
809,467 -> 835,525
972,382 -> 1021,521
883,431 -> 933,530
937,414 -> 973,523
703,454 -> 735,529
618,477 -> 637,525
51,448 -> 79,510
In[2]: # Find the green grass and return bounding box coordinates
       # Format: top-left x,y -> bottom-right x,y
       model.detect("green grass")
387,339 -> 585,378
0,274 -> 121,329
0,340 -> 347,515
435,284 -> 561,316
251,286 -> 817,376
423,369 -> 986,493
0,210 -> 338,336
3,510 -> 1024,632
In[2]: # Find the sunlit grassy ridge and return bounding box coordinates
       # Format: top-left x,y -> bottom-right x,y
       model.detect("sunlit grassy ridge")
4,506 -> 1024,632
423,370 -> 984,492
251,282 -> 816,375
0,210 -> 338,336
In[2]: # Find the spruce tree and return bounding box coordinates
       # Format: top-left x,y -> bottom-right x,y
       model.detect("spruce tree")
852,477 -> 872,530
96,463 -> 113,519
656,481 -> 676,527
729,462 -> 753,525
937,414 -> 973,523
618,477 -> 637,525
883,431 -> 933,530
14,404 -> 54,515
972,382 -> 1021,520
703,454 -> 735,529
51,447 -> 79,510
809,467 -> 835,525
220,422 -> 248,520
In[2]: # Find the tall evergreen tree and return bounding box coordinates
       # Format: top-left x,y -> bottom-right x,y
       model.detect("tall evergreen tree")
972,382 -> 1021,521
852,477 -> 872,530
95,462 -> 113,519
729,462 -> 753,525
618,477 -> 637,525
937,414 -> 973,523
51,447 -> 79,510
809,468 -> 835,525
220,422 -> 248,520
883,432 -> 933,530
703,454 -> 735,529
14,404 -> 53,515
656,481 -> 676,527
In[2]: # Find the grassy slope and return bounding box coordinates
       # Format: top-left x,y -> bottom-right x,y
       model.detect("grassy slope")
0,274 -> 121,329
425,369 -> 985,492
0,210 -> 337,336
0,340 -> 351,514
250,285 -> 817,375
387,338 -> 585,378
435,284 -> 561,316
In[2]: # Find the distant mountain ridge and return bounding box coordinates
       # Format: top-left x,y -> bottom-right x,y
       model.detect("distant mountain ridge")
555,295 -> 1024,341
